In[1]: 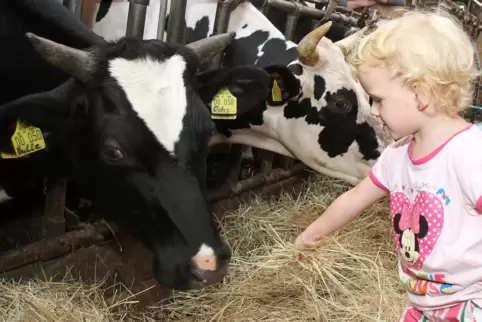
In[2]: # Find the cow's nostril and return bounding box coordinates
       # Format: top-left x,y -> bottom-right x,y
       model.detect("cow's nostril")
191,268 -> 209,283
191,260 -> 229,285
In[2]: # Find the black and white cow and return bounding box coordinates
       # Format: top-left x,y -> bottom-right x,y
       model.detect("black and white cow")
93,0 -> 393,185
0,0 -> 277,290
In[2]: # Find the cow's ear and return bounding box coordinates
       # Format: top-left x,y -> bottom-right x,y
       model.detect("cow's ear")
263,65 -> 301,106
0,88 -> 70,158
197,66 -> 272,119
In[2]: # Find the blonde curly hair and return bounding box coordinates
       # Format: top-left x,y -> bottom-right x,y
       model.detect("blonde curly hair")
350,9 -> 479,117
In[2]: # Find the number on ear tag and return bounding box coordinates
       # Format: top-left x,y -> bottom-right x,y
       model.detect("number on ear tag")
210,88 -> 237,120
272,79 -> 282,102
0,120 -> 46,159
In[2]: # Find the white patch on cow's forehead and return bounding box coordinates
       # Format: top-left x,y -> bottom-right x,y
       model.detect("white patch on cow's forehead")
194,243 -> 215,258
109,55 -> 187,155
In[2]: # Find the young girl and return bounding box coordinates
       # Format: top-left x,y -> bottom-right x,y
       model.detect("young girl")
294,10 -> 482,321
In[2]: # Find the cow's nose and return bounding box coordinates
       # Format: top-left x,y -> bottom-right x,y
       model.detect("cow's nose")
193,253 -> 217,271
191,256 -> 229,285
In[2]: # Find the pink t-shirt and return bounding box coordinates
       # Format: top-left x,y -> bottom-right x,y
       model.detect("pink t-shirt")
369,124 -> 482,311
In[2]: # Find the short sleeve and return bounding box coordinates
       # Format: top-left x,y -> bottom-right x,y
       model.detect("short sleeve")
369,147 -> 391,193
454,147 -> 482,214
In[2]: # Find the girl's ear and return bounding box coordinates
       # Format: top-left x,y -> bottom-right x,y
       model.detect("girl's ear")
412,81 -> 432,112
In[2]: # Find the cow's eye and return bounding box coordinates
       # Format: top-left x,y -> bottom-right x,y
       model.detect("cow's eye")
103,138 -> 125,161
329,99 -> 352,114
335,101 -> 348,109
105,147 -> 124,160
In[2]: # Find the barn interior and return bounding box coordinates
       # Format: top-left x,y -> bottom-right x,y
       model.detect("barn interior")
1,0 -> 482,321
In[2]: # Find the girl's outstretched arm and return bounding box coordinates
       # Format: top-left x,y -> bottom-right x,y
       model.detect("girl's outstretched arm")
294,176 -> 387,260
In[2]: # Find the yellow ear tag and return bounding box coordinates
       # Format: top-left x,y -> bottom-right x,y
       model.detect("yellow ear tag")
271,79 -> 282,102
0,152 -> 18,159
0,120 -> 46,159
210,88 -> 237,120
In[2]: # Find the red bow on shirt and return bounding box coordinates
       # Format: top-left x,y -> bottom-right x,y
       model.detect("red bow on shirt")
399,202 -> 421,234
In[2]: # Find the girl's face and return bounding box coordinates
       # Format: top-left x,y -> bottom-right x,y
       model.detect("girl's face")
357,63 -> 423,140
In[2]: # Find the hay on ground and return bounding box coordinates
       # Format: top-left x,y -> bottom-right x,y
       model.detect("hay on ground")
0,273 -> 140,322
147,174 -> 406,322
0,174 -> 406,322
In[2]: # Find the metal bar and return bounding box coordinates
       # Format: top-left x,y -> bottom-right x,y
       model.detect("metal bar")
303,0 -> 408,6
209,0 -> 239,69
208,163 -> 307,202
251,0 -> 360,26
126,0 -> 150,38
156,0 -> 169,40
258,150 -> 274,173
75,0 -> 84,18
259,0 -> 272,15
283,156 -> 296,170
379,0 -> 407,5
466,0 -> 473,31
43,178 -> 67,238
284,11 -> 300,39
0,223 -> 113,273
226,145 -> 244,183
62,0 -> 76,13
73,0 -> 83,19
469,0 -> 482,18
213,0 -> 238,35
333,5 -> 361,17
473,39 -> 481,105
166,0 -> 188,44
278,6 -> 301,171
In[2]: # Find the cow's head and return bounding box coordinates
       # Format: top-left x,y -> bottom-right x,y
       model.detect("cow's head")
0,32 -> 272,290
229,21 -> 392,185
294,20 -> 391,153
291,22 -> 392,183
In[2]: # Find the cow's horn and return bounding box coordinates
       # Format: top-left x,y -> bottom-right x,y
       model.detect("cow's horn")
334,26 -> 368,57
297,21 -> 332,66
186,32 -> 236,62
25,32 -> 92,82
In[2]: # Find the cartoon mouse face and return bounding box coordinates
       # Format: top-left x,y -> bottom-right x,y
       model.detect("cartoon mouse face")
393,203 -> 429,266
399,229 -> 419,265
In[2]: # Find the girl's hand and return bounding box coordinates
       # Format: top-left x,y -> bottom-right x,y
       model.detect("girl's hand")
293,232 -> 321,262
